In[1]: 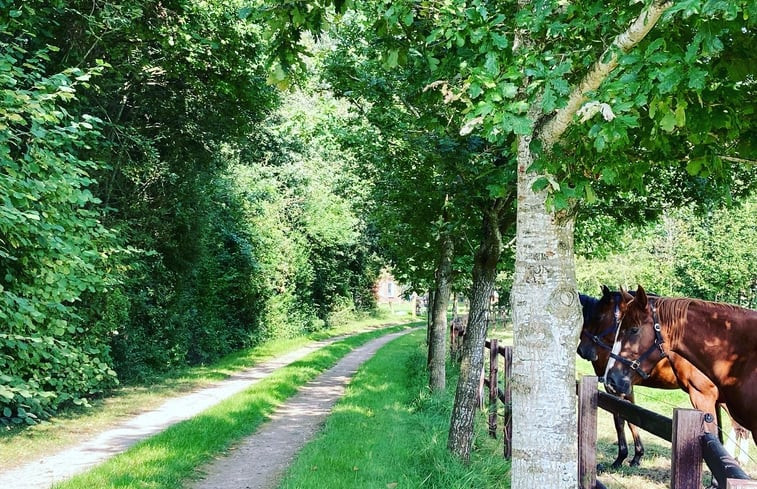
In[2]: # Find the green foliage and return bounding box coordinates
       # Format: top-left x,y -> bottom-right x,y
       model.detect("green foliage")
672,195 -> 757,306
321,7 -> 517,294
349,0 -> 757,215
1,0 -> 382,423
577,194 -> 757,307
0,24 -> 119,423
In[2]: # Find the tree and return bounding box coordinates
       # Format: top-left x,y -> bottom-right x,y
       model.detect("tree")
368,1 -> 753,485
255,0 -> 755,486
447,0 -> 755,485
319,9 -> 513,395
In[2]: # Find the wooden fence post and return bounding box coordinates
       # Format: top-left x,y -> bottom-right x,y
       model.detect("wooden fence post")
578,376 -> 599,489
488,338 -> 498,438
449,321 -> 455,356
671,409 -> 705,489
502,345 -> 512,459
478,360 -> 485,411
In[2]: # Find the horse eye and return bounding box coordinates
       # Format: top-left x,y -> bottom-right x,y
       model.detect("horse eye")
630,326 -> 640,335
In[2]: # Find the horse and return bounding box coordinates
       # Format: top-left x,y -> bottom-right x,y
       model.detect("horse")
606,285 -> 757,444
579,286 -> 726,467
449,314 -> 467,361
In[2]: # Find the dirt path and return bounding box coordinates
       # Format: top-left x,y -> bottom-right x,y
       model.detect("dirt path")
0,329 -> 409,489
187,329 -> 411,489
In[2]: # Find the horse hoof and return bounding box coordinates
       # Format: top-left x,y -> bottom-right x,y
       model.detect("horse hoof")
629,459 -> 641,467
610,460 -> 623,469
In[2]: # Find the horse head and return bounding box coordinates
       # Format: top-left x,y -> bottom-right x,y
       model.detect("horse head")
606,285 -> 667,396
577,285 -> 618,362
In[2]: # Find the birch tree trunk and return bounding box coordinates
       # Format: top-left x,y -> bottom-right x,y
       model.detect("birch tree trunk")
448,203 -> 504,460
510,135 -> 582,488
506,3 -> 672,485
429,233 -> 453,392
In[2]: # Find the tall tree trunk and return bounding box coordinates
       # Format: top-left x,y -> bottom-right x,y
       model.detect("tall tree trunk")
509,136 -> 582,488
447,203 -> 504,461
505,2 -> 671,485
429,232 -> 453,392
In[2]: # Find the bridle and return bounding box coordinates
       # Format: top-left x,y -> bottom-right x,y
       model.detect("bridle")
609,301 -> 668,380
581,300 -> 621,353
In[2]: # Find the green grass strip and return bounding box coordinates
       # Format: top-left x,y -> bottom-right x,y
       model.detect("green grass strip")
277,329 -> 511,489
52,324 -> 415,489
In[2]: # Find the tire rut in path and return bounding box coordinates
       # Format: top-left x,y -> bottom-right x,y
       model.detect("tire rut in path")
187,329 -> 412,489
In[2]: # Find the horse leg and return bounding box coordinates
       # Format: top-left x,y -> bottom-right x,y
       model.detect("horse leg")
610,413 -> 629,469
627,422 -> 645,467
716,404 -> 724,444
679,365 -> 720,435
622,390 -> 644,467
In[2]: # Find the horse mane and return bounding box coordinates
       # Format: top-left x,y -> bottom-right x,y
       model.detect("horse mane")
579,294 -> 600,324
655,297 -> 742,349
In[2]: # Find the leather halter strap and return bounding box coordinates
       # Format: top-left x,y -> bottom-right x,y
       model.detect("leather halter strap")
610,303 -> 667,380
581,301 -> 620,352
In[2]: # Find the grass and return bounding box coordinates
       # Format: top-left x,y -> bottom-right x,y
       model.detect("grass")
0,305 -> 414,469
50,323 -> 417,489
277,329 -> 510,489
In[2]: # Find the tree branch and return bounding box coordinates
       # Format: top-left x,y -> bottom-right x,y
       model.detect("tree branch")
539,0 -> 673,147
719,155 -> 757,165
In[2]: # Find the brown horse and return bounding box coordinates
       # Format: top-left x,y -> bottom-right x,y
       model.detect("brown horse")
579,286 -> 725,466
606,285 -> 757,443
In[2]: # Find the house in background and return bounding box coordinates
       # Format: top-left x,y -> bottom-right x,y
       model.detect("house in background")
374,269 -> 406,305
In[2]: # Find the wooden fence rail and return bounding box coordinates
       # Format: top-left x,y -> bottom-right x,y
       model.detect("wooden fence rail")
578,375 -> 756,489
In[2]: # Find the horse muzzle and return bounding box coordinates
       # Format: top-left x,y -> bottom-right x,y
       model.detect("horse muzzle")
605,370 -> 632,396
577,343 -> 598,362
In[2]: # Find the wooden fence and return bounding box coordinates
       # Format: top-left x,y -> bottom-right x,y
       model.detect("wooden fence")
480,339 -> 513,458
466,332 -> 757,489
578,375 -> 756,489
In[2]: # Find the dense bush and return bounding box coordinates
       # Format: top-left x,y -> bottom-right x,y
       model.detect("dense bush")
0,29 -> 118,424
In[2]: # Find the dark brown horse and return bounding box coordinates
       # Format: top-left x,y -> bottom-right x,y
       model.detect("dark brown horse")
606,285 -> 757,443
579,286 -> 725,466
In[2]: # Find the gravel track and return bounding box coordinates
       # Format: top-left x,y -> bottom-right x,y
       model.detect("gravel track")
0,329 -> 409,489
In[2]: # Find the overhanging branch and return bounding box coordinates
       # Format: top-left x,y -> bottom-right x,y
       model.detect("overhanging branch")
719,155 -> 757,165
539,0 -> 673,147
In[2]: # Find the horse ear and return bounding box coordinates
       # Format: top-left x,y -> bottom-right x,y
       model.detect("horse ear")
635,285 -> 648,309
619,285 -> 633,303
601,284 -> 611,298
619,285 -> 633,314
